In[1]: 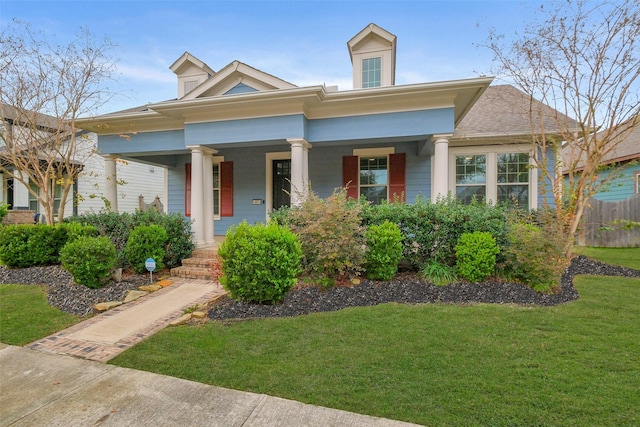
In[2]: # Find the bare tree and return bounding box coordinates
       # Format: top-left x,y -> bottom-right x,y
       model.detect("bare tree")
0,19 -> 115,224
486,0 -> 640,255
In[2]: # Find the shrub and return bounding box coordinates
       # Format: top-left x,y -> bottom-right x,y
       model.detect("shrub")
67,210 -> 193,269
454,231 -> 500,282
500,218 -> 568,291
0,224 -> 67,267
361,196 -> 508,268
364,221 -> 403,280
60,236 -> 117,288
218,221 -> 302,304
421,260 -> 457,286
0,202 -> 8,223
125,225 -> 168,274
59,222 -> 98,243
288,188 -> 365,279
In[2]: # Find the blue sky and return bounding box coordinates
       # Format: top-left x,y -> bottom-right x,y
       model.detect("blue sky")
1,0 -> 545,114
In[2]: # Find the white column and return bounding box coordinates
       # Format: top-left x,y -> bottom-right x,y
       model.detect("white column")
103,155 -> 119,212
432,135 -> 450,202
288,138 -> 311,206
189,147 -> 205,247
203,153 -> 215,247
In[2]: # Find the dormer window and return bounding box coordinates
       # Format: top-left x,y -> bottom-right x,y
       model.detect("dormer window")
362,57 -> 381,88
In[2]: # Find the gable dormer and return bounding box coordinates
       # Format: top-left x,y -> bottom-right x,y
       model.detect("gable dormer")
347,23 -> 396,89
169,52 -> 216,99
180,61 -> 297,100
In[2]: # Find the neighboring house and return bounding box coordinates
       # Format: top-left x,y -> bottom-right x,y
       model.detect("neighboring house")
77,23 -> 568,247
562,119 -> 640,202
0,104 -> 166,222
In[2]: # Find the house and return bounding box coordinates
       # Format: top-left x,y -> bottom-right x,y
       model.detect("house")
77,23 -> 565,247
563,118 -> 640,202
0,103 -> 166,223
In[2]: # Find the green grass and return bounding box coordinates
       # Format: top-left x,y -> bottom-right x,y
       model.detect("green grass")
0,284 -> 80,345
111,274 -> 640,426
573,246 -> 640,269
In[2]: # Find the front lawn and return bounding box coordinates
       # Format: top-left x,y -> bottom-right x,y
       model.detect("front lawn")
573,246 -> 639,269
110,274 -> 640,426
0,284 -> 80,345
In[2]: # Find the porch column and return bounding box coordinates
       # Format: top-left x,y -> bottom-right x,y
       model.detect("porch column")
432,135 -> 450,202
288,138 -> 312,206
103,155 -> 119,212
202,151 -> 215,247
188,146 -> 205,247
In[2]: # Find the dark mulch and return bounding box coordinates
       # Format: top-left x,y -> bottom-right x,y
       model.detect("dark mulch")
207,256 -> 640,321
0,265 -> 151,316
1,256 -> 638,319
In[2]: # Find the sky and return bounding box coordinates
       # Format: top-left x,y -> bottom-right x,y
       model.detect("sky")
1,0 -> 548,115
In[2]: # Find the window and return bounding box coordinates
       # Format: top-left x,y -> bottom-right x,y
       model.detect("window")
451,149 -> 533,208
213,163 -> 220,217
635,171 -> 640,194
360,156 -> 388,204
497,153 -> 530,206
455,155 -> 486,203
362,57 -> 381,88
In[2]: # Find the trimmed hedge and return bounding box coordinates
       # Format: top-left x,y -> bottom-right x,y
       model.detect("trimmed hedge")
0,224 -> 67,267
60,236 -> 117,288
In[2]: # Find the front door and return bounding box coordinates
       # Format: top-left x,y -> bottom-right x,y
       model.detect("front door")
272,159 -> 291,210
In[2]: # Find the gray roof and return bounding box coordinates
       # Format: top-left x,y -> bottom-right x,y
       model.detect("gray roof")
453,84 -> 578,140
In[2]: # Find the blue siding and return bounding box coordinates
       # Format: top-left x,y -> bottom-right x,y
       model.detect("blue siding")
592,163 -> 640,201
307,108 -> 454,144
185,115 -> 305,145
98,130 -> 185,155
224,83 -> 259,95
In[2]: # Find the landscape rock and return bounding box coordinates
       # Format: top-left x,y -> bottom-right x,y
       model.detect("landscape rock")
169,313 -> 192,326
138,284 -> 162,292
123,290 -> 148,303
191,311 -> 206,319
94,301 -> 122,312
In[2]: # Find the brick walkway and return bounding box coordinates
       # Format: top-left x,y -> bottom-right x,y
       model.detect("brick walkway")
26,279 -> 225,363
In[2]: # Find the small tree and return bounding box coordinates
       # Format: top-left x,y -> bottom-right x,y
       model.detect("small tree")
0,20 -> 116,224
486,0 -> 640,255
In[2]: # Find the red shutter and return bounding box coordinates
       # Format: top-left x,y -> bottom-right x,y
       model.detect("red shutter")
185,163 -> 191,217
342,156 -> 359,200
389,153 -> 406,202
220,161 -> 233,217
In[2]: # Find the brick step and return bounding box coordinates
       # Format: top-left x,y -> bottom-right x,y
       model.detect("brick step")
181,257 -> 218,268
191,248 -> 218,259
170,266 -> 214,280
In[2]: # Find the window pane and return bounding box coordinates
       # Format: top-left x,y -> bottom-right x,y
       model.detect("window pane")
456,186 -> 486,204
362,57 -> 381,88
498,184 -> 529,207
498,153 -> 529,183
360,186 -> 387,205
456,155 -> 486,184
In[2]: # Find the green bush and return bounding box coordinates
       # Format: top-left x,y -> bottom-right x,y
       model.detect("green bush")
288,188 -> 365,279
364,221 -> 403,280
361,196 -> 508,268
500,220 -> 567,291
67,210 -> 194,269
59,222 -> 98,243
60,236 -> 117,288
125,225 -> 168,274
0,202 -> 8,222
218,221 -> 302,304
0,224 -> 67,267
454,231 -> 500,282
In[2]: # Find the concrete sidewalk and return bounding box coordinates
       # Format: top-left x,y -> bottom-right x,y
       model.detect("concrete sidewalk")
0,344 -> 419,426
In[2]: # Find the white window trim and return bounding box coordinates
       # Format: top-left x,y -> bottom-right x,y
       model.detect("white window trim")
635,171 -> 640,194
448,146 -> 537,209
265,151 -> 291,219
353,147 -> 395,202
212,155 -> 224,220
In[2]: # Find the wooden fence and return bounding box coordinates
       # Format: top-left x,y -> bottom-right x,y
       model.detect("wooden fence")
579,193 -> 640,247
